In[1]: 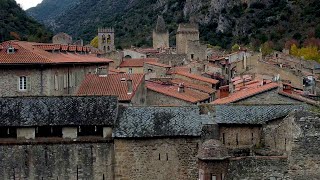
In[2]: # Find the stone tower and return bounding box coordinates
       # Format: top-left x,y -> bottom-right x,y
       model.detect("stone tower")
153,16 -> 169,49
98,28 -> 115,53
176,23 -> 199,54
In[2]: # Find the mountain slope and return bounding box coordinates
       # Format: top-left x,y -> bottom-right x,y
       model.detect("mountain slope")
0,0 -> 52,42
27,0 -> 320,49
27,0 -> 80,28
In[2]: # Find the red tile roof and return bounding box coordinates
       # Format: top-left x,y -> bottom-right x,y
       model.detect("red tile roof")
109,68 -> 126,74
212,83 -> 279,104
145,61 -> 171,68
171,79 -> 215,94
146,81 -> 210,103
174,71 -> 219,85
119,58 -> 158,67
0,41 -> 112,65
77,74 -> 145,101
278,91 -> 319,106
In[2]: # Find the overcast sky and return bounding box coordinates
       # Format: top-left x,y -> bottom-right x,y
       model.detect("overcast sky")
15,0 -> 43,10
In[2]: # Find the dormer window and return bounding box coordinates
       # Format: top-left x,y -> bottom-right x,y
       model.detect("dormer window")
7,47 -> 15,54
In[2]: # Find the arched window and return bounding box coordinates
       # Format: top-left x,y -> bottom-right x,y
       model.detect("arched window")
107,35 -> 111,43
102,34 -> 106,43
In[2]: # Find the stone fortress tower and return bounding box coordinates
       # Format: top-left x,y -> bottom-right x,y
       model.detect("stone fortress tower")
176,23 -> 200,54
98,27 -> 115,53
153,16 -> 169,49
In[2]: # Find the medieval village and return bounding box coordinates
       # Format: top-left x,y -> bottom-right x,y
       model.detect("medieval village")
1,0 -> 320,179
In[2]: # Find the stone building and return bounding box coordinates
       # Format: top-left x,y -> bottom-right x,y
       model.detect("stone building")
119,58 -> 157,74
114,106 -> 212,180
0,41 -> 112,97
143,61 -> 171,80
146,80 -> 214,106
176,23 -> 199,55
98,27 -> 115,54
153,16 -> 169,49
52,32 -> 72,44
77,73 -> 146,105
0,96 -> 118,180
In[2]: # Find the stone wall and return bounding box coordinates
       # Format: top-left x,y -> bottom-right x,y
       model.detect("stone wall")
226,156 -> 289,179
146,89 -> 192,106
0,142 -> 113,180
123,50 -> 146,59
130,79 -> 147,106
153,31 -> 169,49
143,63 -> 170,80
219,125 -> 261,148
114,138 -> 200,180
0,65 -> 104,97
176,32 -> 199,55
151,54 -> 188,67
186,40 -> 207,61
119,67 -> 144,74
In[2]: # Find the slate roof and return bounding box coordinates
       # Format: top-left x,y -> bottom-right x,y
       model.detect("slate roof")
215,104 -> 308,124
0,96 -> 118,126
114,106 -> 213,138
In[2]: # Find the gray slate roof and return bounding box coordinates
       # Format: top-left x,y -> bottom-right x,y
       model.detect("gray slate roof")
114,106 -> 213,138
215,104 -> 308,124
0,96 -> 118,126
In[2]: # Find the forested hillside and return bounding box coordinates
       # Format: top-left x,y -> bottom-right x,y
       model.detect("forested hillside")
0,0 -> 52,42
27,0 -> 320,49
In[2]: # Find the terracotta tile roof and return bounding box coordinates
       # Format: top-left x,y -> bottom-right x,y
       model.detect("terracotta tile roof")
278,91 -> 319,106
145,61 -> 171,68
119,58 -> 158,67
171,79 -> 215,94
77,74 -> 145,101
146,81 -> 210,103
174,71 -> 219,85
0,41 -> 112,65
136,48 -> 159,54
212,83 -> 279,104
109,68 -> 126,74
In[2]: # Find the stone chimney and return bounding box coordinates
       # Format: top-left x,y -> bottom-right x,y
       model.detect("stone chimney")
219,85 -> 230,98
178,83 -> 185,93
127,79 -> 133,94
283,83 -> 292,94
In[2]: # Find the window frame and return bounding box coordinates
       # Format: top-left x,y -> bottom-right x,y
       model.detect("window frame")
18,76 -> 27,91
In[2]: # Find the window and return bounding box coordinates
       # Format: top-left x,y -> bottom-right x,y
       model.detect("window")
107,35 -> 111,43
19,76 -> 27,91
211,175 -> 217,180
54,75 -> 59,90
63,74 -> 68,89
128,68 -> 133,74
148,69 -> 153,73
7,47 -> 15,54
191,54 -> 194,59
199,169 -> 204,180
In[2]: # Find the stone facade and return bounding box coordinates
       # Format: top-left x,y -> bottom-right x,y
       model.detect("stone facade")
122,49 -> 146,59
52,33 -> 72,44
219,125 -> 262,148
98,28 -> 115,54
176,24 -> 200,55
143,63 -> 170,80
153,16 -> 169,49
151,54 -> 187,67
0,64 -> 106,97
114,138 -> 200,180
0,143 -> 114,180
186,40 -> 207,61
119,66 -> 144,74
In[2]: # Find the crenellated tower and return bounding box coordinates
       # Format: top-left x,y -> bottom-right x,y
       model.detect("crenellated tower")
98,27 -> 115,53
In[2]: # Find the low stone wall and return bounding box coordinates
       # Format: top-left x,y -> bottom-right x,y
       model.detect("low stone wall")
0,142 -> 113,180
226,156 -> 289,180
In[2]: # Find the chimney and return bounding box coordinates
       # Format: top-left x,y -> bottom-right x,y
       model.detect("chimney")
219,85 -> 230,98
178,83 -> 185,93
283,83 -> 292,94
262,79 -> 267,85
127,79 -> 133,94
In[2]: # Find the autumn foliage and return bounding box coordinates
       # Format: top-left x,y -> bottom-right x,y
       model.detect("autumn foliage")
290,38 -> 320,62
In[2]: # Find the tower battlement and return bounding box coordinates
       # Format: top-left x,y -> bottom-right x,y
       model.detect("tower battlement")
98,28 -> 114,33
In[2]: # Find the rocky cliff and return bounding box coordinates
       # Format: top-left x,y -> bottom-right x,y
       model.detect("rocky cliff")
27,0 -> 320,49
